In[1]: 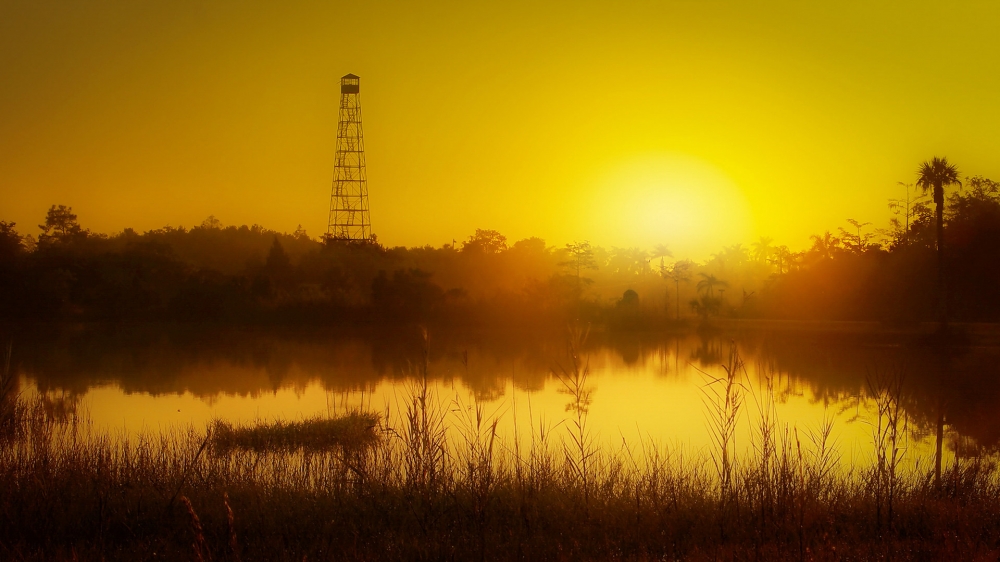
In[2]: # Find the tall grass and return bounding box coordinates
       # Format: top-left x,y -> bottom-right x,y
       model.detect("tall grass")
866,370 -> 907,535
0,340 -> 22,438
555,323 -> 595,507
2,342 -> 1000,560
700,340 -> 744,540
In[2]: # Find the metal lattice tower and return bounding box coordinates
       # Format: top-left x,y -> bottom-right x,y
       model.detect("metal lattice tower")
326,74 -> 372,242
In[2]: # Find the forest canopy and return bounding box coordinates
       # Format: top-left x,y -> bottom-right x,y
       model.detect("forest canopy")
2,177 -> 1000,327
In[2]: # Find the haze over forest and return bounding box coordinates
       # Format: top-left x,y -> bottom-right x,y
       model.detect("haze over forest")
3,165 -> 1000,326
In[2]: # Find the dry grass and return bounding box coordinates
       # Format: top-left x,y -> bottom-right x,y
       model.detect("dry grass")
2,343 -> 1000,560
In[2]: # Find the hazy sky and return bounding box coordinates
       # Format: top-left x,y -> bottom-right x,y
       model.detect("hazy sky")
2,0 -> 999,259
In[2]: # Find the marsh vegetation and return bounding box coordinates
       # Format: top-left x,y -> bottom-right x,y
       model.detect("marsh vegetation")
3,339 -> 1000,560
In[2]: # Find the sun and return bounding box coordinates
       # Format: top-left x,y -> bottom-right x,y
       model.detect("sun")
587,153 -> 754,259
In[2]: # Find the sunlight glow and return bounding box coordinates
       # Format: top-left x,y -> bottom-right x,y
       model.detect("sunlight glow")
589,154 -> 754,258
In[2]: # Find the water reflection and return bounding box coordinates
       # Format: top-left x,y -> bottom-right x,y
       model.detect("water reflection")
9,323 -> 1000,459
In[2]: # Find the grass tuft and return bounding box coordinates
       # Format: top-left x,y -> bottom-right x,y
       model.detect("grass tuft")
209,413 -> 380,453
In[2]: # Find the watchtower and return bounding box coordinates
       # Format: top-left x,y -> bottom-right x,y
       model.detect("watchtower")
326,74 -> 372,241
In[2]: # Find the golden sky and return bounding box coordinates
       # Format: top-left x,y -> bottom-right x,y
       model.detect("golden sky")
2,0 -> 999,259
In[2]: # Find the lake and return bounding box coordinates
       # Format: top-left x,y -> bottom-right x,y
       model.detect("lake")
11,322 -> 1000,469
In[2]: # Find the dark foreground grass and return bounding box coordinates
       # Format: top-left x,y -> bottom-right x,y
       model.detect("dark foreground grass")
2,399 -> 1000,560
3,346 -> 1000,560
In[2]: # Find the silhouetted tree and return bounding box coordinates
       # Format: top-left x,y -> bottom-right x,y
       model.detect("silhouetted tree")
0,222 -> 23,262
964,175 -> 1000,198
942,176 -> 1000,320
265,236 -> 291,273
462,229 -> 508,254
808,231 -> 840,261
293,224 -> 310,241
689,295 -> 721,319
201,215 -> 222,229
888,182 -> 926,248
696,273 -> 728,299
768,246 -> 797,274
916,157 -> 961,327
839,219 -> 875,255
607,247 -> 650,276
262,236 -> 293,294
611,288 -> 642,328
38,205 -> 85,245
619,289 -> 639,307
371,269 -> 445,323
723,244 -> 748,267
559,241 -> 599,311
651,244 -> 672,262
661,260 -> 691,321
562,241 -> 597,284
751,237 -> 773,263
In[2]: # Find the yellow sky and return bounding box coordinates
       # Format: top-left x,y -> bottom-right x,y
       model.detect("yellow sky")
2,0 -> 999,259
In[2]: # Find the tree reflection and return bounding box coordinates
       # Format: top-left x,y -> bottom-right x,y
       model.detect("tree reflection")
8,324 -> 1000,455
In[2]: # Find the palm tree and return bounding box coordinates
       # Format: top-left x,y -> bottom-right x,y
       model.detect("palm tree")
751,237 -> 773,263
651,244 -> 672,261
768,245 -> 797,274
661,260 -> 691,321
712,244 -> 748,273
809,231 -> 840,261
696,273 -> 728,298
915,157 -> 961,328
608,247 -> 650,276
725,244 -> 748,266
916,157 -> 961,492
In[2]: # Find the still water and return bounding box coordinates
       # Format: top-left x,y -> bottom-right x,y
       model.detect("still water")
13,323 -> 1000,467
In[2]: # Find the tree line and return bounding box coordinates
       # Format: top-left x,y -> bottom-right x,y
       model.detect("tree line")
2,159 -> 998,327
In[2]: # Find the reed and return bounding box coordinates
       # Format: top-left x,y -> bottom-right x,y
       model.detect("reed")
699,340 -> 744,545
0,340 -> 23,438
555,323 -> 595,506
865,369 -> 907,534
452,392 -> 503,562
